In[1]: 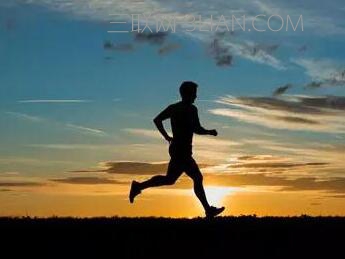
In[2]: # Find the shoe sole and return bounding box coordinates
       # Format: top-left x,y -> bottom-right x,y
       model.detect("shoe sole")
206,207 -> 225,218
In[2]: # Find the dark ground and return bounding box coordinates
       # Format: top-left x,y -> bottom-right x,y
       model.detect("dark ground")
0,216 -> 344,259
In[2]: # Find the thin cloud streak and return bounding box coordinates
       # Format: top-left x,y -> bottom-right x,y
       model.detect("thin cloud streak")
51,176 -> 128,185
0,181 -> 45,187
5,111 -> 43,122
5,112 -> 108,137
66,124 -> 107,136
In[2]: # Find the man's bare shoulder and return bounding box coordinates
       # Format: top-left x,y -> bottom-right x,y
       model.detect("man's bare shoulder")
168,101 -> 182,109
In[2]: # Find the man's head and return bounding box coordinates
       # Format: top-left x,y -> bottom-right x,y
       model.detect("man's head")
179,81 -> 198,104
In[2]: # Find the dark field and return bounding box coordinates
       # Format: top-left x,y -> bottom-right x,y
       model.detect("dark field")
1,216 -> 344,258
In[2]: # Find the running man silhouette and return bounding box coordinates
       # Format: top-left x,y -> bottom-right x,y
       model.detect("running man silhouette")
129,81 -> 225,218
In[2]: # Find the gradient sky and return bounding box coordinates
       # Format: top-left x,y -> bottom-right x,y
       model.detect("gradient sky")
0,0 -> 344,217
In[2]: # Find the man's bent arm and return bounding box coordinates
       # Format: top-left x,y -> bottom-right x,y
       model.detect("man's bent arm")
194,125 -> 217,136
194,107 -> 218,136
153,105 -> 173,142
154,117 -> 172,142
194,124 -> 210,135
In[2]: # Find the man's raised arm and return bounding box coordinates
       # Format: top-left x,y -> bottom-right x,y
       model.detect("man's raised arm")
193,107 -> 218,136
153,105 -> 173,143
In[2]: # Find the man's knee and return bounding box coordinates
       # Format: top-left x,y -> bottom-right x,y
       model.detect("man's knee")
192,173 -> 203,184
165,176 -> 177,185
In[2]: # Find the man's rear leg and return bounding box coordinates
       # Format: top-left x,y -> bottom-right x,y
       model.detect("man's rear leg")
129,175 -> 175,203
129,161 -> 182,203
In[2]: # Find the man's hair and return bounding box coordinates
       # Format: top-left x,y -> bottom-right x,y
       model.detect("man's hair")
179,81 -> 198,99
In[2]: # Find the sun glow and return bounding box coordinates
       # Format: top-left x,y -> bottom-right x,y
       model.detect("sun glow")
204,186 -> 234,206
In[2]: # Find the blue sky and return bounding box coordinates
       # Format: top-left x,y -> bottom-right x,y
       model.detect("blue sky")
0,0 -> 344,216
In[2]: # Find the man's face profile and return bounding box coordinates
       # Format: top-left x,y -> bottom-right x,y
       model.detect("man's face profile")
179,81 -> 198,104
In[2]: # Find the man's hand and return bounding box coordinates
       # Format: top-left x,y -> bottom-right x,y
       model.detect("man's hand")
165,135 -> 173,143
208,129 -> 218,136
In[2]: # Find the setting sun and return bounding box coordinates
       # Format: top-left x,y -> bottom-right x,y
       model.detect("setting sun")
204,186 -> 234,206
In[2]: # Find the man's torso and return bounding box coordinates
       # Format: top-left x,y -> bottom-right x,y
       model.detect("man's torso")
168,102 -> 198,158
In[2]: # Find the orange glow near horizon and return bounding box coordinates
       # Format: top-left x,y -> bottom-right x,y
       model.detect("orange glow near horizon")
1,184 -> 345,218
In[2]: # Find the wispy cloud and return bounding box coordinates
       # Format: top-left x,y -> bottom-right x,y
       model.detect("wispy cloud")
158,43 -> 181,55
207,35 -> 233,67
134,31 -> 169,45
5,111 -> 44,122
293,58 -> 345,88
230,161 -> 328,170
16,0 -> 345,73
326,194 -> 345,199
90,161 -> 169,175
273,84 -> 293,96
205,173 -> 345,195
66,159 -> 345,195
0,188 -> 12,192
5,111 -> 108,137
253,0 -> 345,36
66,123 -> 107,136
0,172 -> 20,177
227,147 -> 343,192
104,41 -> 134,52
51,176 -> 128,185
222,39 -> 284,70
15,0 -> 287,69
201,152 -> 341,178
70,161 -> 209,175
0,181 -> 45,187
210,95 -> 345,133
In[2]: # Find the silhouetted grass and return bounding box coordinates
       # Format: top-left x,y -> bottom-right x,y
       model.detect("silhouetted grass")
1,216 -> 344,258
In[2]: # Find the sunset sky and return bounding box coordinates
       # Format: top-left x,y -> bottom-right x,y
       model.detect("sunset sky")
0,0 -> 344,217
